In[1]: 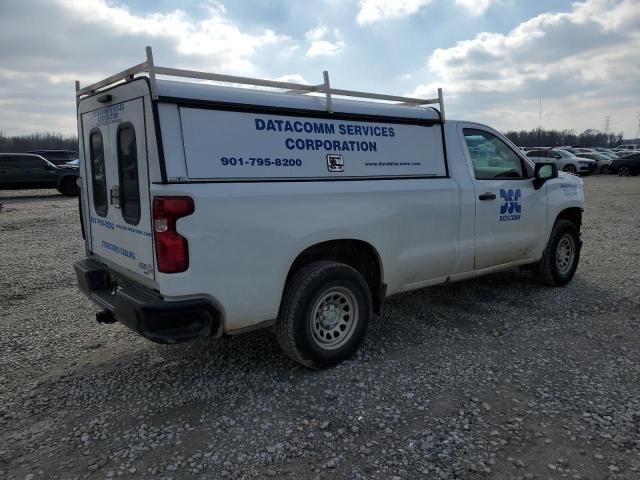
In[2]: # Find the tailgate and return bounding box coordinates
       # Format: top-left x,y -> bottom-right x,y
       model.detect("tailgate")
80,97 -> 155,280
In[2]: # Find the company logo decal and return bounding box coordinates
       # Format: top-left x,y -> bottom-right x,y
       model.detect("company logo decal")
561,183 -> 578,197
327,154 -> 344,172
499,188 -> 522,222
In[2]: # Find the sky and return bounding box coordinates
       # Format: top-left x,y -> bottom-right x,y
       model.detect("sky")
0,0 -> 638,138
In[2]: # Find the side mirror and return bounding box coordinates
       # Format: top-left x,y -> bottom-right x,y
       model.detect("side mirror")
533,162 -> 558,190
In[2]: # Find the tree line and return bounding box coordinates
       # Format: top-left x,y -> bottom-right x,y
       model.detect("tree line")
0,132 -> 79,153
503,128 -> 635,148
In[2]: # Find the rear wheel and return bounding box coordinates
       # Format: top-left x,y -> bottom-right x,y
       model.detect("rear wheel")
276,261 -> 372,369
599,165 -> 609,174
536,219 -> 580,286
618,166 -> 630,176
563,164 -> 577,174
58,176 -> 79,196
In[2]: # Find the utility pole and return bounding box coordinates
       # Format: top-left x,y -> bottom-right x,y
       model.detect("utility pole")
538,97 -> 542,147
603,115 -> 611,134
635,111 -> 640,139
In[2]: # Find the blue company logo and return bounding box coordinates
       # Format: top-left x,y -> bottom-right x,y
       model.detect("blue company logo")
499,188 -> 522,221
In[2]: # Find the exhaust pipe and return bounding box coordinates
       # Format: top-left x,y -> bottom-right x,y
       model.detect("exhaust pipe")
96,310 -> 116,324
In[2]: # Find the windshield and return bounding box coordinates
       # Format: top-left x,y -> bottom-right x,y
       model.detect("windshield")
556,149 -> 576,159
31,151 -> 78,164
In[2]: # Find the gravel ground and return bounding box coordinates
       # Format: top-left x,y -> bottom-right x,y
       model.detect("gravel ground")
1,176 -> 639,480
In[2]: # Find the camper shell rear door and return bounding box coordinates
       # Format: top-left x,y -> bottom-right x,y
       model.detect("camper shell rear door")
78,80 -> 156,283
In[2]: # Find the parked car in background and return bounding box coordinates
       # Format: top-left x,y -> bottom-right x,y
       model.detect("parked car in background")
577,152 -> 612,173
561,147 -> 592,156
613,144 -> 640,156
608,153 -> 640,176
526,148 -> 595,175
592,147 -> 618,158
555,149 -> 598,173
592,150 -> 618,160
28,149 -> 79,166
0,153 -> 80,195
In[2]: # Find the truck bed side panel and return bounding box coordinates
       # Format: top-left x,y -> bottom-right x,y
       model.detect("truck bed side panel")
153,179 -> 461,331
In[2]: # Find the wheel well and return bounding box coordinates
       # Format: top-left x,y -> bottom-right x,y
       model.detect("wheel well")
287,240 -> 384,314
556,207 -> 582,230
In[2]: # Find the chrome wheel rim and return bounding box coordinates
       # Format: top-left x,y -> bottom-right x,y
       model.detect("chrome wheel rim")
556,234 -> 576,276
310,286 -> 358,350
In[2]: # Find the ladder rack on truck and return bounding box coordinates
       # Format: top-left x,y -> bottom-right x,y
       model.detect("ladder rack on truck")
75,46 -> 445,120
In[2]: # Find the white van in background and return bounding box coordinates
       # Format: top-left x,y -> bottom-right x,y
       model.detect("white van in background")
74,48 -> 584,369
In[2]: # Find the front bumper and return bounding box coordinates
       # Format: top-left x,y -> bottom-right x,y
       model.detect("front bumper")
74,259 -> 220,344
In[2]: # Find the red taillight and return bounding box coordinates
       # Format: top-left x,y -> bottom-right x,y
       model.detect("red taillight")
152,196 -> 194,273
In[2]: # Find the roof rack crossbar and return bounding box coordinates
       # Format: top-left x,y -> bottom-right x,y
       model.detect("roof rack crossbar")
323,71 -> 333,114
76,46 -> 445,118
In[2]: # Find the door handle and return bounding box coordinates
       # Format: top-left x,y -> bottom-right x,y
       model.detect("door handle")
110,185 -> 121,208
479,192 -> 496,200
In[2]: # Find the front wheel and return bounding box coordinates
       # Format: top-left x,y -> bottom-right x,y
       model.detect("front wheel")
618,166 -> 630,176
563,164 -> 577,174
58,176 -> 79,196
275,261 -> 372,369
535,219 -> 581,286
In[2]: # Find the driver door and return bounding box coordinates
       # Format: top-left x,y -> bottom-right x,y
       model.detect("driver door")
460,126 -> 548,270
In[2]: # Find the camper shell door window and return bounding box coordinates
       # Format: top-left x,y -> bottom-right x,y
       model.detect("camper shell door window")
89,129 -> 108,217
116,123 -> 141,225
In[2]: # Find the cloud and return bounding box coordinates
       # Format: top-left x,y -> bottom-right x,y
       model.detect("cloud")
454,0 -> 496,15
273,74 -> 310,85
356,0 -> 432,25
410,0 -> 640,135
305,26 -> 346,57
55,0 -> 288,73
0,0 -> 297,135
356,0 -> 498,24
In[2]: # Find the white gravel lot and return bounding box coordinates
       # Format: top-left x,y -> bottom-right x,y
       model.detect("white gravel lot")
0,176 -> 639,480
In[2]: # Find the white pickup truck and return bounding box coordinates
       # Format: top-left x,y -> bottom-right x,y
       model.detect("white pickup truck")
74,48 -> 584,369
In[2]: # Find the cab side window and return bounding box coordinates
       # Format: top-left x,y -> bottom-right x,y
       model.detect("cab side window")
22,156 -> 48,168
0,156 -> 20,168
463,129 -> 526,180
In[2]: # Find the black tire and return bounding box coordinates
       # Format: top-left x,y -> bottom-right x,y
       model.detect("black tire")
58,176 -> 79,196
536,219 -> 581,286
618,166 -> 630,177
599,165 -> 609,174
275,261 -> 372,369
563,164 -> 577,174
